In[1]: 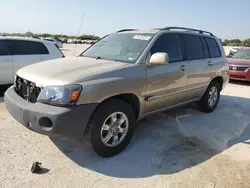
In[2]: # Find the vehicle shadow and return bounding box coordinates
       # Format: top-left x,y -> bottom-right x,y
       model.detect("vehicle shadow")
50,94 -> 250,178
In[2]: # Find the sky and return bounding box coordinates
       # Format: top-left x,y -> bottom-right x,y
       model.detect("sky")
1,0 -> 250,40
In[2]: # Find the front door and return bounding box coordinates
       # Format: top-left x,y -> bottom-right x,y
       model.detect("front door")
145,33 -> 188,113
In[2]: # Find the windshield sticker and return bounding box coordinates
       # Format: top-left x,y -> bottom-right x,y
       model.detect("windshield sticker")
128,57 -> 134,61
133,35 -> 151,41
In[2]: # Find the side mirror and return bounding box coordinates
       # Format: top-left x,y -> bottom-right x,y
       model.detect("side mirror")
148,52 -> 169,66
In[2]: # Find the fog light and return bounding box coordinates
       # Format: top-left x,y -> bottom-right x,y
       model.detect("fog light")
39,117 -> 53,128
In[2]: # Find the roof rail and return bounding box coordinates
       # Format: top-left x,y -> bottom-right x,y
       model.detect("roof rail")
116,29 -> 137,33
161,27 -> 214,36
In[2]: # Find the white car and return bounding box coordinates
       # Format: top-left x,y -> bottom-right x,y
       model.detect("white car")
0,37 -> 65,85
0,33 -> 8,37
41,38 -> 63,48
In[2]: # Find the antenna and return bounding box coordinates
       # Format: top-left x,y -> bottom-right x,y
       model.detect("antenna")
73,14 -> 84,56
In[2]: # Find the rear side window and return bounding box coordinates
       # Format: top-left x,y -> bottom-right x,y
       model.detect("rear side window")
204,37 -> 221,58
151,33 -> 183,62
10,40 -> 49,55
0,40 -> 11,56
200,37 -> 210,58
181,34 -> 204,60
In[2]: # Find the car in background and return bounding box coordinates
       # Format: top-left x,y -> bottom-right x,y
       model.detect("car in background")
90,40 -> 96,45
228,47 -> 241,57
0,33 -> 8,37
41,38 -> 63,48
228,48 -> 250,82
0,37 -> 65,85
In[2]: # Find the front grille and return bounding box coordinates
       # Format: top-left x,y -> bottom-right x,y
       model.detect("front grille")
229,66 -> 249,71
14,76 -> 41,103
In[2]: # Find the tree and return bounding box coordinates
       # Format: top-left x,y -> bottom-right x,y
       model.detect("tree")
78,35 -> 100,40
4,32 -> 101,40
242,39 -> 250,47
25,31 -> 34,37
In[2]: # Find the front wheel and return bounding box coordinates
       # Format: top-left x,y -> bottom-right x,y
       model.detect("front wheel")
85,99 -> 136,157
197,81 -> 221,113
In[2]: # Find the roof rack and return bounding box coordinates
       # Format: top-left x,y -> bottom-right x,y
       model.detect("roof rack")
161,27 -> 214,36
116,29 -> 137,33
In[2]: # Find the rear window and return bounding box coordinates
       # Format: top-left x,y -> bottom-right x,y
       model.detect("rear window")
204,37 -> 221,58
181,34 -> 204,60
10,40 -> 49,55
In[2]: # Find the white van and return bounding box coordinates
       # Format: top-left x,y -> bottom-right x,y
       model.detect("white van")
0,37 -> 65,85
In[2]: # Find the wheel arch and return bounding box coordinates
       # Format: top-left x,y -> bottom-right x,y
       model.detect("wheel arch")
97,93 -> 141,119
209,76 -> 223,91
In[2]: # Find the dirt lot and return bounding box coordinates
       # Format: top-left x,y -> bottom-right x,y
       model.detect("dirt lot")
60,44 -> 90,57
0,45 -> 250,188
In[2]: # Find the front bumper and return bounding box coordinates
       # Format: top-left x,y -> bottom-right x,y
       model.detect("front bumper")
4,86 -> 98,140
228,69 -> 250,82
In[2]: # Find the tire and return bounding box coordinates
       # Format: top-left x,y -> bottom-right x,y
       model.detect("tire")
85,98 -> 136,157
197,81 -> 221,113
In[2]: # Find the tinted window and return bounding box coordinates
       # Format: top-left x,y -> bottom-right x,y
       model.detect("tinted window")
10,40 -> 49,55
0,40 -> 11,56
204,37 -> 221,58
200,37 -> 210,58
181,34 -> 204,60
151,33 -> 182,62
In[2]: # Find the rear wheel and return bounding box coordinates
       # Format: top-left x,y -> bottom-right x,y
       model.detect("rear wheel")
197,81 -> 221,113
85,99 -> 136,157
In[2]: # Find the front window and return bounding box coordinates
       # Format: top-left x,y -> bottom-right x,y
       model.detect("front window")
231,49 -> 250,59
80,33 -> 154,63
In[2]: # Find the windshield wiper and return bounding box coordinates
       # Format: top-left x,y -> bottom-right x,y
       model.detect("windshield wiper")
96,56 -> 118,62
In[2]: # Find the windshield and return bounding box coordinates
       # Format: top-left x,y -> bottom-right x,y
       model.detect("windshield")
80,33 -> 154,63
231,49 -> 250,59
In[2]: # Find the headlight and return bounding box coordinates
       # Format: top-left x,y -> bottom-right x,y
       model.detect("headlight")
37,85 -> 82,106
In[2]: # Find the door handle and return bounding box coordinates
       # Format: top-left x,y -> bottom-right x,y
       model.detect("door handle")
180,65 -> 187,71
208,61 -> 212,66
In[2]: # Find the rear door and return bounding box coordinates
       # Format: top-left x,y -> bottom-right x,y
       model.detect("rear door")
180,33 -> 209,99
0,40 -> 13,85
10,40 -> 49,74
203,36 -> 223,80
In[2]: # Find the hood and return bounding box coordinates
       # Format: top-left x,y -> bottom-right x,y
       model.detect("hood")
227,58 -> 250,66
16,57 -> 129,87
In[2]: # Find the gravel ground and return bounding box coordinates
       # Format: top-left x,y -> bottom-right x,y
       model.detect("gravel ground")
60,44 -> 90,57
0,45 -> 250,188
